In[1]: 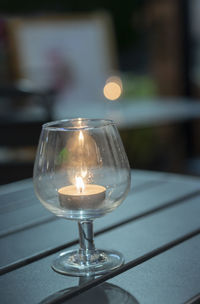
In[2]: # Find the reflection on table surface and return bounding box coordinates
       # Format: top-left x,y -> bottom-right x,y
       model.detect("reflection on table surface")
40,276 -> 139,304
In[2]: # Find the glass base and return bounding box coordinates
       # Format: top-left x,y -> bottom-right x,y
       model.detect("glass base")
52,249 -> 124,277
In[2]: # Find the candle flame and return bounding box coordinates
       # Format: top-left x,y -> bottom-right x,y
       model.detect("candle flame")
75,176 -> 85,193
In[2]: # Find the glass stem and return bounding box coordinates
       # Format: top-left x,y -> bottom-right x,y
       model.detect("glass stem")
78,220 -> 96,264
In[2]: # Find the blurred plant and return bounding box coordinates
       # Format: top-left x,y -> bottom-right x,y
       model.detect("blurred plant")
56,147 -> 69,166
122,73 -> 158,99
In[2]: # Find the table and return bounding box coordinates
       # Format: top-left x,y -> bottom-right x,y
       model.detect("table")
0,170 -> 200,303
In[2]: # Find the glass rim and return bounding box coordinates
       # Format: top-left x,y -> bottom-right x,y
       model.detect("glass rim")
42,118 -> 115,131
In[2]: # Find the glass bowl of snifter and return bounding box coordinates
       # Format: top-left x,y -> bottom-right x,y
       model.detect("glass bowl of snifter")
33,118 -> 131,276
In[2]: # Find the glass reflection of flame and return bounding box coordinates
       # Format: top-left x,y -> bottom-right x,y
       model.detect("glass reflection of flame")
79,131 -> 84,144
66,130 -> 101,170
76,176 -> 85,193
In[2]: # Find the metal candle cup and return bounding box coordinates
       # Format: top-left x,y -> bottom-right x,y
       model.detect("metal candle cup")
58,184 -> 106,209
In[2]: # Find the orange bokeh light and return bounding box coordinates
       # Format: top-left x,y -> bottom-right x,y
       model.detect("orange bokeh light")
103,76 -> 122,100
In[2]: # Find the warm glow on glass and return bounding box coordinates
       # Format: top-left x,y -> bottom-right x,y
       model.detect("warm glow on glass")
103,76 -> 123,100
80,168 -> 87,178
75,176 -> 85,193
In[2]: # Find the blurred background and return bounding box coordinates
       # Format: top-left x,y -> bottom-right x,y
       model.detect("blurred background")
1,0 -> 200,184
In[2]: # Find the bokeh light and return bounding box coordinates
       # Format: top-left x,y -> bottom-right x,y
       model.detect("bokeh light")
103,76 -> 123,100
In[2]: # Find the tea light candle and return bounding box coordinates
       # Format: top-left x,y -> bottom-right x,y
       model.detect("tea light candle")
58,177 -> 106,209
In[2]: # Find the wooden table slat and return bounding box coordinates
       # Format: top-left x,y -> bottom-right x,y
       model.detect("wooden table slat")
1,177 -> 199,271
0,171 -> 141,235
1,170 -> 200,304
109,234 -> 200,304
1,192 -> 200,303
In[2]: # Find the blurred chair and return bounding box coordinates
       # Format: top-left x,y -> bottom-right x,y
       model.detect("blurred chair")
5,13 -> 116,119
0,13 -> 116,184
0,84 -> 55,184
